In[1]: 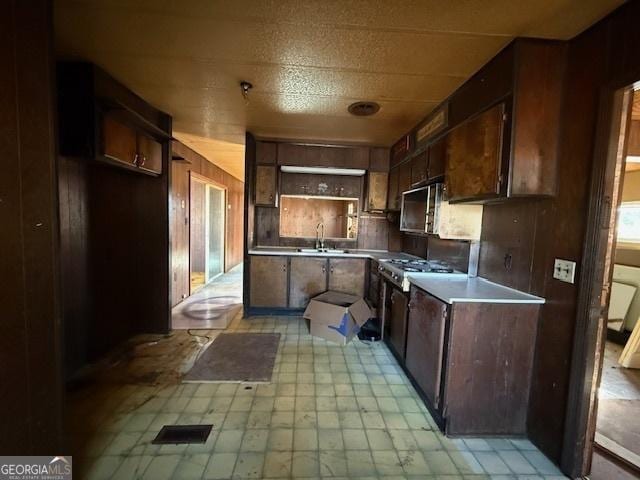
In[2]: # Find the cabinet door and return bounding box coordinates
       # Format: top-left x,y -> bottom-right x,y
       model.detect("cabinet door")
410,150 -> 428,187
101,112 -> 137,166
367,172 -> 388,211
398,160 -> 412,194
446,103 -> 504,202
137,133 -> 163,174
387,167 -> 400,211
389,288 -> 408,359
428,136 -> 446,180
328,258 -> 366,297
257,141 -> 277,164
250,256 -> 288,307
256,165 -> 277,206
289,257 -> 327,308
405,287 -> 448,409
334,175 -> 361,198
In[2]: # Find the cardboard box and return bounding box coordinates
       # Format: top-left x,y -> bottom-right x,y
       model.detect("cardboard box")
303,291 -> 372,345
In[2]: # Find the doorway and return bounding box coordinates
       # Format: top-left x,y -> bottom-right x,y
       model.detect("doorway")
570,83 -> 640,477
190,174 -> 226,294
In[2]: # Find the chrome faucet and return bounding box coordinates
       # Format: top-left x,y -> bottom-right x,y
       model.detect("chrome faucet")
316,223 -> 325,250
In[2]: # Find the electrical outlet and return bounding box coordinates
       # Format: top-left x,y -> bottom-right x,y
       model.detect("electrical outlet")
553,259 -> 576,283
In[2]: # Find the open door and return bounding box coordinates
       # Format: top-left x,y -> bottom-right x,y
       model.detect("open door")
563,83 -> 640,478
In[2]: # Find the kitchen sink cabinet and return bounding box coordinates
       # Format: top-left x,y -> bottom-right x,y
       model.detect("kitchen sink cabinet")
388,287 -> 409,359
446,103 -> 505,202
289,257 -> 327,308
387,167 -> 400,211
255,165 -> 277,206
328,258 -> 366,297
405,287 -> 448,409
249,256 -> 288,308
366,171 -> 388,211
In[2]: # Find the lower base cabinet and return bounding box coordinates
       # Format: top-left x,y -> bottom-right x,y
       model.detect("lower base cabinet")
289,257 -> 327,308
405,287 -> 448,409
388,287 -> 409,359
328,258 -> 366,297
248,255 -> 368,311
398,285 -> 540,436
249,256 -> 288,308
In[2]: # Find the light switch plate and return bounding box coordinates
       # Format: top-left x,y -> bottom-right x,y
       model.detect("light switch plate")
553,259 -> 577,283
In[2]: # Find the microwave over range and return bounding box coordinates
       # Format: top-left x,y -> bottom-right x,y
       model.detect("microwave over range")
400,184 -> 442,235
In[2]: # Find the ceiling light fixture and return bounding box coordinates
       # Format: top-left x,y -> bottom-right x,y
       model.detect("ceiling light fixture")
348,101 -> 380,116
240,81 -> 253,103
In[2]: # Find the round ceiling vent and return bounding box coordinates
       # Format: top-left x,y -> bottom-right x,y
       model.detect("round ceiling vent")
348,101 -> 380,116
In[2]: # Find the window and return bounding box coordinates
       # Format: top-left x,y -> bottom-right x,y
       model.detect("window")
617,202 -> 640,242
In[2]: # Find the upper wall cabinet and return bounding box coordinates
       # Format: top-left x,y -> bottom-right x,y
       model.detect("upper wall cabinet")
255,165 -> 277,206
446,104 -> 505,202
445,40 -> 566,203
391,39 -> 566,204
277,143 -> 369,169
101,112 -> 163,175
256,141 -> 277,164
57,62 -> 171,176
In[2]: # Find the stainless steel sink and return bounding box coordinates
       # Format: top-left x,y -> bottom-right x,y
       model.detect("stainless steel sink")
296,248 -> 349,254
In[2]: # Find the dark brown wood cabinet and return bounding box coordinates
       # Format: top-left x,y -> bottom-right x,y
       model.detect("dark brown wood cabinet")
101,112 -> 163,175
102,112 -> 137,167
366,172 -> 388,211
398,160 -> 412,195
388,288 -> 409,359
136,133 -> 163,175
249,256 -> 288,308
405,288 -> 448,409
396,284 -> 540,436
328,258 -> 366,297
289,257 -> 327,308
256,141 -> 277,164
428,137 -> 446,180
277,143 -> 369,169
446,103 -> 505,202
280,172 -> 360,198
387,167 -> 400,211
410,150 -> 428,187
255,165 -> 277,206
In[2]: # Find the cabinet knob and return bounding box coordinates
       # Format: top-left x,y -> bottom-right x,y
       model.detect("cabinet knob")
133,153 -> 139,166
140,155 -> 147,167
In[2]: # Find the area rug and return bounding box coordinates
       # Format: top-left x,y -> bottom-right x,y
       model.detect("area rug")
183,333 -> 280,383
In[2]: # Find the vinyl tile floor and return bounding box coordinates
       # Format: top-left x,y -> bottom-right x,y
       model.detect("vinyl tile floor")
69,314 -> 568,479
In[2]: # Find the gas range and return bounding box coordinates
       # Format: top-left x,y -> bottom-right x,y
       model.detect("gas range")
378,258 -> 462,292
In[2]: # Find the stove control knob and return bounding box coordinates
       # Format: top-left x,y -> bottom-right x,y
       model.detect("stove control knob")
378,265 -> 384,272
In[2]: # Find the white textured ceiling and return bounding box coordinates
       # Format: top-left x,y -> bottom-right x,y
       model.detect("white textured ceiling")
54,0 -> 624,180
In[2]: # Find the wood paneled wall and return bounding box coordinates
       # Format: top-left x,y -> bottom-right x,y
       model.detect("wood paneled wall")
0,0 -> 63,454
470,1 -> 640,467
57,67 -> 172,378
170,141 -> 244,307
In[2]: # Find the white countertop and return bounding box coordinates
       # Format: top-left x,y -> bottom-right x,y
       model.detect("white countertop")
407,273 -> 545,305
248,247 -> 418,261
